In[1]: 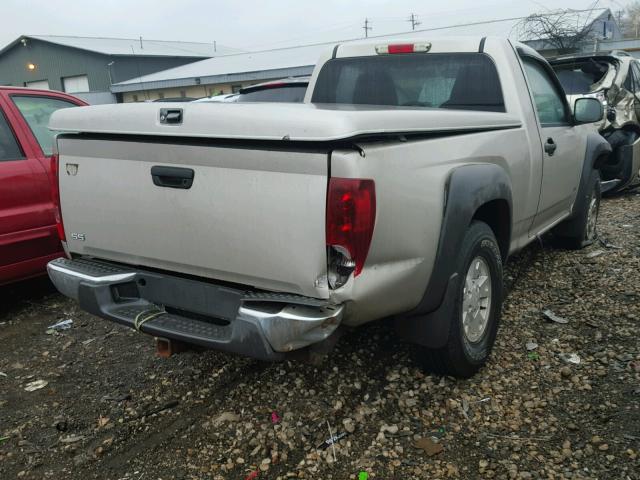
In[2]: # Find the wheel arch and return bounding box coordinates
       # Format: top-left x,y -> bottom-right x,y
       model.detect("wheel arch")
396,163 -> 512,348
554,132 -> 609,241
471,199 -> 511,263
576,133 -> 611,206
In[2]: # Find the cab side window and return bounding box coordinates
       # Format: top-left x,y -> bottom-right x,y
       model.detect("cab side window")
522,57 -> 569,126
0,110 -> 24,162
11,96 -> 77,156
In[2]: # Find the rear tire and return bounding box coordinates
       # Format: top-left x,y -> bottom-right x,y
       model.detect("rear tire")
418,221 -> 503,378
555,169 -> 601,250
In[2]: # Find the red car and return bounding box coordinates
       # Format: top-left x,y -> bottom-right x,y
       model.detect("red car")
0,87 -> 87,285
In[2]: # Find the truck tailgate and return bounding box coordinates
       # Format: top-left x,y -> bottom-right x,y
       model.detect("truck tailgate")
57,136 -> 329,298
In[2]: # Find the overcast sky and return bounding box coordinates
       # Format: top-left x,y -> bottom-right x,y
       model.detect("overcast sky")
0,0 -> 628,51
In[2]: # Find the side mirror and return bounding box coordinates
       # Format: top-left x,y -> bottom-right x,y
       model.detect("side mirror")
574,97 -> 603,124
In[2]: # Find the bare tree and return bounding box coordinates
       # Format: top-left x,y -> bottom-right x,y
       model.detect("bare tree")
513,9 -> 602,51
620,1 -> 640,38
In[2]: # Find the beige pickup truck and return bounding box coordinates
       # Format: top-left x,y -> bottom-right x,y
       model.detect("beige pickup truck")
47,37 -> 608,377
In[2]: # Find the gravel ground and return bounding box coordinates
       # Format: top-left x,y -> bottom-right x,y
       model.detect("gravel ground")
1,192 -> 639,480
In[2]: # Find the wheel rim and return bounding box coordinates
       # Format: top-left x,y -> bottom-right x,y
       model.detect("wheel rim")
586,196 -> 599,241
462,256 -> 492,343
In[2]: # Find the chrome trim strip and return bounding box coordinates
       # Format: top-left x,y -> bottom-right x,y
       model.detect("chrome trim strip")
47,263 -> 136,283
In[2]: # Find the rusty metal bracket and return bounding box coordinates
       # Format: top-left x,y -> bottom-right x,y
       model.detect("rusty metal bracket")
155,337 -> 190,358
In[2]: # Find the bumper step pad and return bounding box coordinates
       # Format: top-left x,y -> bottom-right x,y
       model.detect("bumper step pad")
110,305 -> 232,344
50,257 -> 134,278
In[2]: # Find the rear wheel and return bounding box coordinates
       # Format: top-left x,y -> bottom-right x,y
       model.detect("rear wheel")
419,221 -> 503,378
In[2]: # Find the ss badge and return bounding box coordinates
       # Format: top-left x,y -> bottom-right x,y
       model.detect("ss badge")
71,233 -> 86,241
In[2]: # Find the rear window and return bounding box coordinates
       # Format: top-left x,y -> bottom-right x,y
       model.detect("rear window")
11,95 -> 78,155
311,53 -> 505,112
552,61 -> 611,94
236,85 -> 307,103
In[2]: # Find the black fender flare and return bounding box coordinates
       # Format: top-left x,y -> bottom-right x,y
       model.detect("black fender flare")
554,132 -> 610,237
571,133 -> 610,217
396,163 -> 512,348
582,131 -> 611,181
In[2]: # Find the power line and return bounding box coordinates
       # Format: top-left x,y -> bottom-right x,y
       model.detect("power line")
528,0 -> 552,12
237,7 -> 608,53
408,13 -> 421,30
363,18 -> 372,38
239,21 -> 360,50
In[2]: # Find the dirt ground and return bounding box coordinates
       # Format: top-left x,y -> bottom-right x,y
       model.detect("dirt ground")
1,192 -> 639,480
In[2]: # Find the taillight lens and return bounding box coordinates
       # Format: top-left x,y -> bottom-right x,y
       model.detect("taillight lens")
326,178 -> 376,277
375,43 -> 431,54
50,152 -> 65,241
388,44 -> 414,54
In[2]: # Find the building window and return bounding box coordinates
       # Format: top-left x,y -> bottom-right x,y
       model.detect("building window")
62,74 -> 89,93
179,90 -> 187,98
132,94 -> 139,102
24,79 -> 50,90
231,84 -> 242,93
157,92 -> 165,99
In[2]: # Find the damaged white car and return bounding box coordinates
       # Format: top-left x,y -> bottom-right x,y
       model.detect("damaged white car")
551,51 -> 640,193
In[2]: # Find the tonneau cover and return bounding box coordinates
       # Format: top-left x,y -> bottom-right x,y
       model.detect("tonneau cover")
50,102 -> 522,142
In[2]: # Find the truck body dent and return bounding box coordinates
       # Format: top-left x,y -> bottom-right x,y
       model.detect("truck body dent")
329,127 -> 523,326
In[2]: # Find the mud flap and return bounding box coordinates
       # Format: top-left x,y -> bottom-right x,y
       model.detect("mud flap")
395,273 -> 459,348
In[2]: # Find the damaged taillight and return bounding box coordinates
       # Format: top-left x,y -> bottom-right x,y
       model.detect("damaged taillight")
50,150 -> 65,241
326,178 -> 376,287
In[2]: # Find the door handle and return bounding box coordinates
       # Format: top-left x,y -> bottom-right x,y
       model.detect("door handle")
544,138 -> 557,156
151,166 -> 194,189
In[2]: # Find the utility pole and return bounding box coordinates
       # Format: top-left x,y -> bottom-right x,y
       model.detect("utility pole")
106,61 -> 114,86
408,13 -> 421,30
363,18 -> 372,38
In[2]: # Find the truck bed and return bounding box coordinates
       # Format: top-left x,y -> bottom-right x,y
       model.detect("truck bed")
50,102 -> 520,299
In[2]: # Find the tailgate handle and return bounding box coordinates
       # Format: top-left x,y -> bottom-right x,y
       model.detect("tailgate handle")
159,108 -> 182,125
151,166 -> 194,189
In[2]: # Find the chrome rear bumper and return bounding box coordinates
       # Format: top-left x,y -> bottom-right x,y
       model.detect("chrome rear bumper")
47,257 -> 343,359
